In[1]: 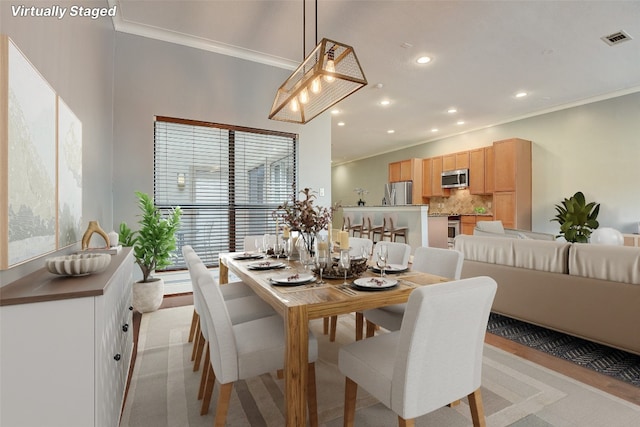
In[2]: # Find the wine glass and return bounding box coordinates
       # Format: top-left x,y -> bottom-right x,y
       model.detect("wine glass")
263,234 -> 272,255
376,244 -> 388,277
339,250 -> 351,285
316,249 -> 329,285
361,244 -> 370,261
283,238 -> 292,261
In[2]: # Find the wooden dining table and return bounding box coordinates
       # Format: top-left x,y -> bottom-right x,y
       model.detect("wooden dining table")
218,252 -> 449,427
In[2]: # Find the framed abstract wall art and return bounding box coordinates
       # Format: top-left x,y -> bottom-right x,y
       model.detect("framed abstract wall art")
57,97 -> 83,249
0,35 -> 83,269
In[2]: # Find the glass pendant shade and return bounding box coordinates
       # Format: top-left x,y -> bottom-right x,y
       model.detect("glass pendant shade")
269,38 -> 367,124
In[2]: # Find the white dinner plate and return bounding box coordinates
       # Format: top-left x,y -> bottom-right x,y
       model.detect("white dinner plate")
271,273 -> 315,285
353,277 -> 398,290
233,253 -> 264,260
370,264 -> 408,273
248,261 -> 285,270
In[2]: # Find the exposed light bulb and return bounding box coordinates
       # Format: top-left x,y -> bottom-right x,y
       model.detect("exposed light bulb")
299,88 -> 309,104
290,98 -> 299,112
325,59 -> 335,82
325,49 -> 336,82
311,77 -> 321,94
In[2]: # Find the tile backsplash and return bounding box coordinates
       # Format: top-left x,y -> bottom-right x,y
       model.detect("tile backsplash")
429,189 -> 493,215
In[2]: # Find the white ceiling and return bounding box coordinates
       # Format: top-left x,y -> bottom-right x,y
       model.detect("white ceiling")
112,0 -> 640,164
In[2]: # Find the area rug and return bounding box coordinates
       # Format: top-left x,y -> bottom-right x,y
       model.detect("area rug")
487,313 -> 640,388
121,306 -> 640,427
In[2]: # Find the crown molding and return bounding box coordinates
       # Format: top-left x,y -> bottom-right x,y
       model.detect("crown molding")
109,0 -> 297,70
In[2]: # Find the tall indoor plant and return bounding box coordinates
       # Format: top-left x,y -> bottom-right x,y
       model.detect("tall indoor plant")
551,191 -> 599,243
129,191 -> 182,312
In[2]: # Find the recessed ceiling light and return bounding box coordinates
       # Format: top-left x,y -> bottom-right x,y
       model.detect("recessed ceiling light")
387,129 -> 395,134
331,109 -> 340,115
373,83 -> 384,89
456,120 -> 465,125
416,56 -> 431,64
337,122 -> 345,126
380,100 -> 390,106
516,91 -> 528,98
447,108 -> 457,113
431,128 -> 439,132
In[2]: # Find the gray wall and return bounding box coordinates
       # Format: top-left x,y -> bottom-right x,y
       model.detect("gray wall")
113,32 -> 332,232
333,91 -> 640,235
0,1 -> 115,286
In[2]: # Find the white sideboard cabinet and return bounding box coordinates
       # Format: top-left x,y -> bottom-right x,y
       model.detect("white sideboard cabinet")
0,248 -> 134,427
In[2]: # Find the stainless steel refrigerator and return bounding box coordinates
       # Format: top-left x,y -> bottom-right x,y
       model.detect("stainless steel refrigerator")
384,181 -> 413,205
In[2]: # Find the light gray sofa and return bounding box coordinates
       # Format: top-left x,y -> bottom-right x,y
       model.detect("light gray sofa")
454,234 -> 640,355
473,220 -> 556,241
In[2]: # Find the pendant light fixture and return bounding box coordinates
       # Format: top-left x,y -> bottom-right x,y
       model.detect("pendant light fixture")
269,0 -> 367,124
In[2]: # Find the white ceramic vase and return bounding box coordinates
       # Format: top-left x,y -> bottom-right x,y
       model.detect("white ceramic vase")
132,277 -> 164,313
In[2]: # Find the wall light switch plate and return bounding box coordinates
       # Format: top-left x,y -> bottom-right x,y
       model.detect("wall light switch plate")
319,188 -> 325,197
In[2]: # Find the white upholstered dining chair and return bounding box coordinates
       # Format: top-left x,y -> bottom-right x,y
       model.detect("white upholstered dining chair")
339,276 -> 497,427
352,241 -> 412,339
363,246 -> 464,336
185,251 -> 274,374
377,241 -> 412,266
197,264 -> 320,427
325,237 -> 375,342
348,237 -> 374,258
183,245 -> 255,351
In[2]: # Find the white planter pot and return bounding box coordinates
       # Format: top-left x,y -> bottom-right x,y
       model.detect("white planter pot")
133,277 -> 164,313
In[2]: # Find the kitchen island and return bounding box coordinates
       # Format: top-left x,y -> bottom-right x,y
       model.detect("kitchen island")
340,205 -> 433,253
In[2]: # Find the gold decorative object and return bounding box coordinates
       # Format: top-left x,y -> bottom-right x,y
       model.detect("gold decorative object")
81,220 -> 110,250
269,1 -> 367,124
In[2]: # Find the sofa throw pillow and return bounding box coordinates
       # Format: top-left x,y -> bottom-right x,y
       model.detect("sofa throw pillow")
475,220 -> 505,235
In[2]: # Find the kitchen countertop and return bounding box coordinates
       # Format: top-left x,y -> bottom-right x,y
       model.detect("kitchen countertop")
429,213 -> 494,217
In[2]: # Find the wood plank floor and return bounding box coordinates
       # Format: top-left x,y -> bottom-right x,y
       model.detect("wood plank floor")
126,293 -> 640,410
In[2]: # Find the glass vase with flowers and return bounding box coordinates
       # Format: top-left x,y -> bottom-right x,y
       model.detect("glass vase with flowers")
273,187 -> 338,258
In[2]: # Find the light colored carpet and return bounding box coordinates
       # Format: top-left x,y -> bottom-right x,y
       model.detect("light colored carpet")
120,306 -> 640,427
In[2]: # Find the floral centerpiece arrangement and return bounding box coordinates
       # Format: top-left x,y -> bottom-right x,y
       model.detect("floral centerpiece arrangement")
273,187 -> 338,255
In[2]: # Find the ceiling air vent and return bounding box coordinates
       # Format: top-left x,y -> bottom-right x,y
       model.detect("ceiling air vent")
601,30 -> 632,46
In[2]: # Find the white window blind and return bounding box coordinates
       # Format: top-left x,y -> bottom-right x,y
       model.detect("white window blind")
154,116 -> 297,269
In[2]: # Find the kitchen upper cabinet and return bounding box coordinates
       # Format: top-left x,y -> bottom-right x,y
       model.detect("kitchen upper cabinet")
421,158 -> 432,197
455,151 -> 469,169
468,148 -> 485,194
442,154 -> 456,172
389,159 -> 415,183
492,138 -> 531,230
388,158 -> 423,203
494,138 -> 531,192
485,146 -> 495,193
430,156 -> 446,196
469,146 -> 494,195
443,151 -> 469,171
389,161 -> 401,182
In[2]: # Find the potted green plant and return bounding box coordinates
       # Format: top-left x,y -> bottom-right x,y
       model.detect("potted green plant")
551,191 -> 599,243
128,191 -> 182,312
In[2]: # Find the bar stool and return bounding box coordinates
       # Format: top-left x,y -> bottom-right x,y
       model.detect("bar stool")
342,212 -> 363,237
381,213 -> 408,242
361,213 -> 384,242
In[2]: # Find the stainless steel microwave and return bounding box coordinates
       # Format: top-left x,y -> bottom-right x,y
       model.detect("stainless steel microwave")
441,169 -> 469,188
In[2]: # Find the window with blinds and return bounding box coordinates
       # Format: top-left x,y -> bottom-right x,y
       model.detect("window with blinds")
154,116 -> 297,269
